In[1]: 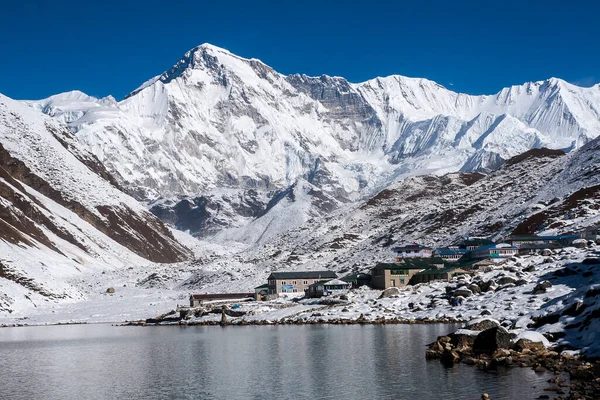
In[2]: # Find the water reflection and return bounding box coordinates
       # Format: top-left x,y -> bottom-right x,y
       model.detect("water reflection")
0,324 -> 553,400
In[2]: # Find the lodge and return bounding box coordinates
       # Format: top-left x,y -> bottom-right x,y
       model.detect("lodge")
267,271 -> 337,294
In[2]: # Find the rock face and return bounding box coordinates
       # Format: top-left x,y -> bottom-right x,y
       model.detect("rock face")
473,327 -> 512,355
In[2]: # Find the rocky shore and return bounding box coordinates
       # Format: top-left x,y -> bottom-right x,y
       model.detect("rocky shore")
426,319 -> 600,400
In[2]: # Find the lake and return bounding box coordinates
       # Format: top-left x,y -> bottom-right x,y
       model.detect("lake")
0,324 -> 556,399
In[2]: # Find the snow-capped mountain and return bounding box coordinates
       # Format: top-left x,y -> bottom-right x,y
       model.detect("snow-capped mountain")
0,94 -> 190,313
28,44 -> 600,238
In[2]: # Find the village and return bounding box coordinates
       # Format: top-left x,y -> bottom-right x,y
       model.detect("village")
183,229 -> 597,308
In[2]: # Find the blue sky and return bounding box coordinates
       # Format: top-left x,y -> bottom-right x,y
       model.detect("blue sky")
1,0 -> 598,100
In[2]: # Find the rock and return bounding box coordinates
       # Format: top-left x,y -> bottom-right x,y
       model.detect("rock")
449,329 -> 478,349
466,318 -> 500,331
533,281 -> 552,294
468,284 -> 481,294
441,350 -> 461,364
492,348 -> 512,358
514,338 -> 545,352
480,309 -> 492,316
497,283 -> 515,291
542,249 -> 552,256
497,276 -> 517,285
462,357 -> 476,365
524,265 -> 536,272
106,287 -> 115,293
453,287 -> 473,297
473,327 -> 512,355
220,308 -> 228,326
379,287 -> 401,298
481,393 -> 490,400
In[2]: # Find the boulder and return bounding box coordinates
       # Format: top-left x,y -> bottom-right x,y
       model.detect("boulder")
106,287 -> 115,293
497,276 -> 517,285
449,329 -> 479,349
533,281 -> 552,294
541,249 -> 552,256
441,350 -> 461,364
453,287 -> 473,297
379,287 -> 402,298
473,326 -> 512,355
468,284 -> 481,294
466,318 -> 500,331
514,338 -> 545,352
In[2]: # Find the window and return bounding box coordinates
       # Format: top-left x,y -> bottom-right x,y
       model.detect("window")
391,269 -> 408,276
390,279 -> 396,287
293,281 -> 297,284
282,281 -> 286,285
400,278 -> 405,284
293,289 -> 297,293
303,280 -> 308,285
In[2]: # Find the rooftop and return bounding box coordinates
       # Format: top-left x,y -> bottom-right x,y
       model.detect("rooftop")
268,271 -> 337,279
414,266 -> 467,276
506,234 -> 581,241
474,243 -> 518,251
392,242 -> 431,251
374,258 -> 445,270
437,248 -> 469,255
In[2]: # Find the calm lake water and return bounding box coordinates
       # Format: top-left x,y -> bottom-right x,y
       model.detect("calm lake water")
0,324 -> 555,399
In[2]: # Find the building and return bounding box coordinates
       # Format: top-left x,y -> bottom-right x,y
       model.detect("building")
582,226 -> 600,242
371,258 -> 445,289
410,266 -> 469,285
306,279 -> 352,298
189,293 -> 254,307
434,248 -> 469,262
468,243 -> 518,261
392,242 -> 433,261
459,238 -> 494,250
254,284 -> 270,301
267,271 -> 337,294
340,273 -> 372,288
505,234 -> 581,248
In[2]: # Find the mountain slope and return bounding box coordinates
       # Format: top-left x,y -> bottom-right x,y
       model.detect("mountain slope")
178,138 -> 600,294
0,94 -> 191,314
28,44 -> 600,238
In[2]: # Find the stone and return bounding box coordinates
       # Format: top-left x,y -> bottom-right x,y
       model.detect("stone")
449,331 -> 477,350
473,327 -> 512,355
514,338 -> 545,352
468,284 -> 481,294
379,287 -> 402,298
453,287 -> 473,297
542,249 -> 552,256
497,276 -> 517,285
106,287 -> 115,293
441,350 -> 461,364
466,318 -> 500,331
533,281 -> 552,294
